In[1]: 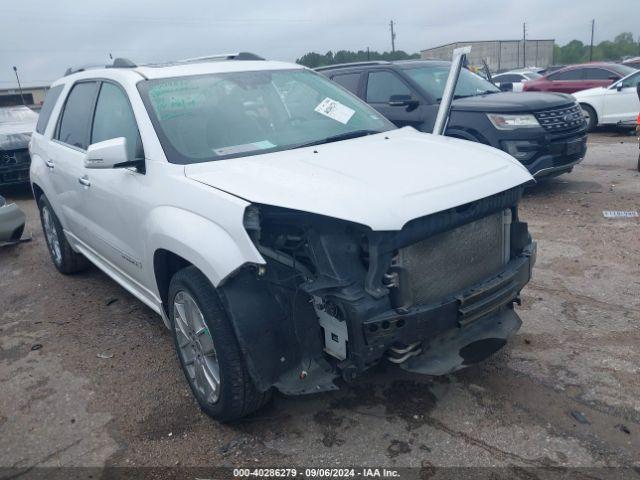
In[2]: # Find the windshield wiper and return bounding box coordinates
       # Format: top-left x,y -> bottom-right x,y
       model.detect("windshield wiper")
292,130 -> 382,149
437,94 -> 474,102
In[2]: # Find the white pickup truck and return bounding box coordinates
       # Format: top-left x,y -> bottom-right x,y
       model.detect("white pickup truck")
30,53 -> 536,421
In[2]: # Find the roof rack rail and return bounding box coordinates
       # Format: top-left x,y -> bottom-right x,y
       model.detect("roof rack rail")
64,64 -> 104,76
64,57 -> 138,76
315,61 -> 391,71
108,57 -> 137,69
176,52 -> 265,63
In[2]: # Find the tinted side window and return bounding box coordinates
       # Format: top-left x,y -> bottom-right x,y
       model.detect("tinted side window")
494,74 -> 521,83
582,68 -> 617,80
56,82 -> 98,149
366,71 -> 411,103
331,73 -> 361,95
35,85 -> 64,135
549,69 -> 583,81
91,83 -> 143,161
621,72 -> 640,88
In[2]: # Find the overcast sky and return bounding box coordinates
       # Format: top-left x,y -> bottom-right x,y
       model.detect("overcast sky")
1,0 -> 638,87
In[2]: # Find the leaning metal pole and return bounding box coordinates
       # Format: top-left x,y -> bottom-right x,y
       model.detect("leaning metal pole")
432,46 -> 471,136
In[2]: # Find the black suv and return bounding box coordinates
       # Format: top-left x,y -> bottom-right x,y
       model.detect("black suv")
318,60 -> 588,178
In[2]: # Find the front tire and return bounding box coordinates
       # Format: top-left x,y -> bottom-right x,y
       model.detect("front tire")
37,194 -> 89,274
580,104 -> 597,132
168,266 -> 270,421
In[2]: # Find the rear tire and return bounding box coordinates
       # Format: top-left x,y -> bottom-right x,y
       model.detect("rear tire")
37,194 -> 90,274
580,104 -> 597,132
168,266 -> 270,421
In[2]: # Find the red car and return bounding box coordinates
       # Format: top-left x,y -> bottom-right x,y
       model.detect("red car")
523,62 -> 636,94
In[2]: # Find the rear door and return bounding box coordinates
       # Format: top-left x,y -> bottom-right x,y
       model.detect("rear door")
48,81 -> 99,240
546,68 -> 584,93
329,72 -> 363,97
364,69 -> 425,129
582,68 -> 620,90
601,72 -> 640,124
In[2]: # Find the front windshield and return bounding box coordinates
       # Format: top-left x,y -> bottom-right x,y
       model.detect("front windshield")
403,65 -> 499,102
138,69 -> 394,164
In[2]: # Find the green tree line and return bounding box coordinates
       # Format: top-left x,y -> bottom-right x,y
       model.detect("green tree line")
296,32 -> 640,68
296,50 -> 419,68
553,33 -> 639,64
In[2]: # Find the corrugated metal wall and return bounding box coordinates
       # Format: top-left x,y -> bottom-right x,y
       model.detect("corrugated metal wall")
421,40 -> 554,72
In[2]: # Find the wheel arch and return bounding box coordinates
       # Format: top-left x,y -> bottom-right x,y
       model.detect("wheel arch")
146,206 -> 265,325
579,102 -> 598,125
31,181 -> 44,202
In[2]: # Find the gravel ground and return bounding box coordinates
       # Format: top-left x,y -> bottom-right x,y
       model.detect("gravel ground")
1,131 -> 639,478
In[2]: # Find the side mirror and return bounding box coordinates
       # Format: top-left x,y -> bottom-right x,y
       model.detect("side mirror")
388,94 -> 419,107
499,82 -> 513,92
85,137 -> 130,169
616,83 -> 624,91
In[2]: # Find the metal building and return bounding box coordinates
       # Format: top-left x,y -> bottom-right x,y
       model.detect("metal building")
0,85 -> 49,109
421,39 -> 555,73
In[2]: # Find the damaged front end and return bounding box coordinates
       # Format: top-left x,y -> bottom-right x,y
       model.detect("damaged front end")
217,186 -> 536,395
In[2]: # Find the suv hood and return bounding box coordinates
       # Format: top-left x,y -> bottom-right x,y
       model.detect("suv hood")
452,91 -> 575,113
185,127 -> 533,230
0,107 -> 37,150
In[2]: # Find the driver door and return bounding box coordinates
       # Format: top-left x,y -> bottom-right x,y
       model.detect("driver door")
601,72 -> 640,124
364,70 -> 426,130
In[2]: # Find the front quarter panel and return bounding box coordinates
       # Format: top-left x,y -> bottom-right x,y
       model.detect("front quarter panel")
146,205 -> 263,290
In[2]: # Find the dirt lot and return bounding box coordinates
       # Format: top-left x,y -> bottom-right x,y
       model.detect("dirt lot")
1,131 -> 639,477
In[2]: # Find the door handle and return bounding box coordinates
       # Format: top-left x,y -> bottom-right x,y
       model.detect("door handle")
78,175 -> 91,187
44,159 -> 54,169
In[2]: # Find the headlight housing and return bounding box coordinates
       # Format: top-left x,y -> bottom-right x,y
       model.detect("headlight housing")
487,113 -> 540,130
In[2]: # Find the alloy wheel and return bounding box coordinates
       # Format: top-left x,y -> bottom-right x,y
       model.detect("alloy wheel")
173,290 -> 220,405
42,205 -> 62,265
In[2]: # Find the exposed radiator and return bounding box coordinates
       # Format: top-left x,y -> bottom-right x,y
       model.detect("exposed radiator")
394,210 -> 511,306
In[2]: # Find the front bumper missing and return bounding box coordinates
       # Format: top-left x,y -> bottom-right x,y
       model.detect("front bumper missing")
360,242 -> 536,374
400,308 -> 522,375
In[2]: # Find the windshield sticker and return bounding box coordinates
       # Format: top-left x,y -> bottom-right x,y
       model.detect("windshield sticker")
213,140 -> 276,156
314,97 -> 355,124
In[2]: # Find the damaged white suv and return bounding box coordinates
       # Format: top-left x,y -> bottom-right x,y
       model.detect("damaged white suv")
30,53 -> 536,421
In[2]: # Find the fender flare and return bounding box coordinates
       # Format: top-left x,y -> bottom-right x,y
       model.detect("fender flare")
146,205 -> 264,292
445,128 -> 481,143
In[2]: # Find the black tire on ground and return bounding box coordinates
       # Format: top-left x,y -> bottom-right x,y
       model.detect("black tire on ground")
168,265 -> 271,421
581,104 -> 597,132
37,194 -> 90,274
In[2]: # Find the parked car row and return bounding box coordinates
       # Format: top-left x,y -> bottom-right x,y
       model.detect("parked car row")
26,53 -> 538,420
0,105 -> 38,187
574,69 -> 640,130
523,62 -> 636,94
492,69 -> 542,92
318,60 -> 587,178
459,61 -> 640,131
6,49 -> 635,422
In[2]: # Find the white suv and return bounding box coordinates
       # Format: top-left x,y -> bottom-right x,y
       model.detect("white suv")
30,53 -> 536,421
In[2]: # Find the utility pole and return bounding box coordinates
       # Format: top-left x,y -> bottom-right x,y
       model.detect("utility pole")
12,66 -> 26,106
589,19 -> 595,62
389,20 -> 396,53
367,46 -> 370,61
522,22 -> 527,68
